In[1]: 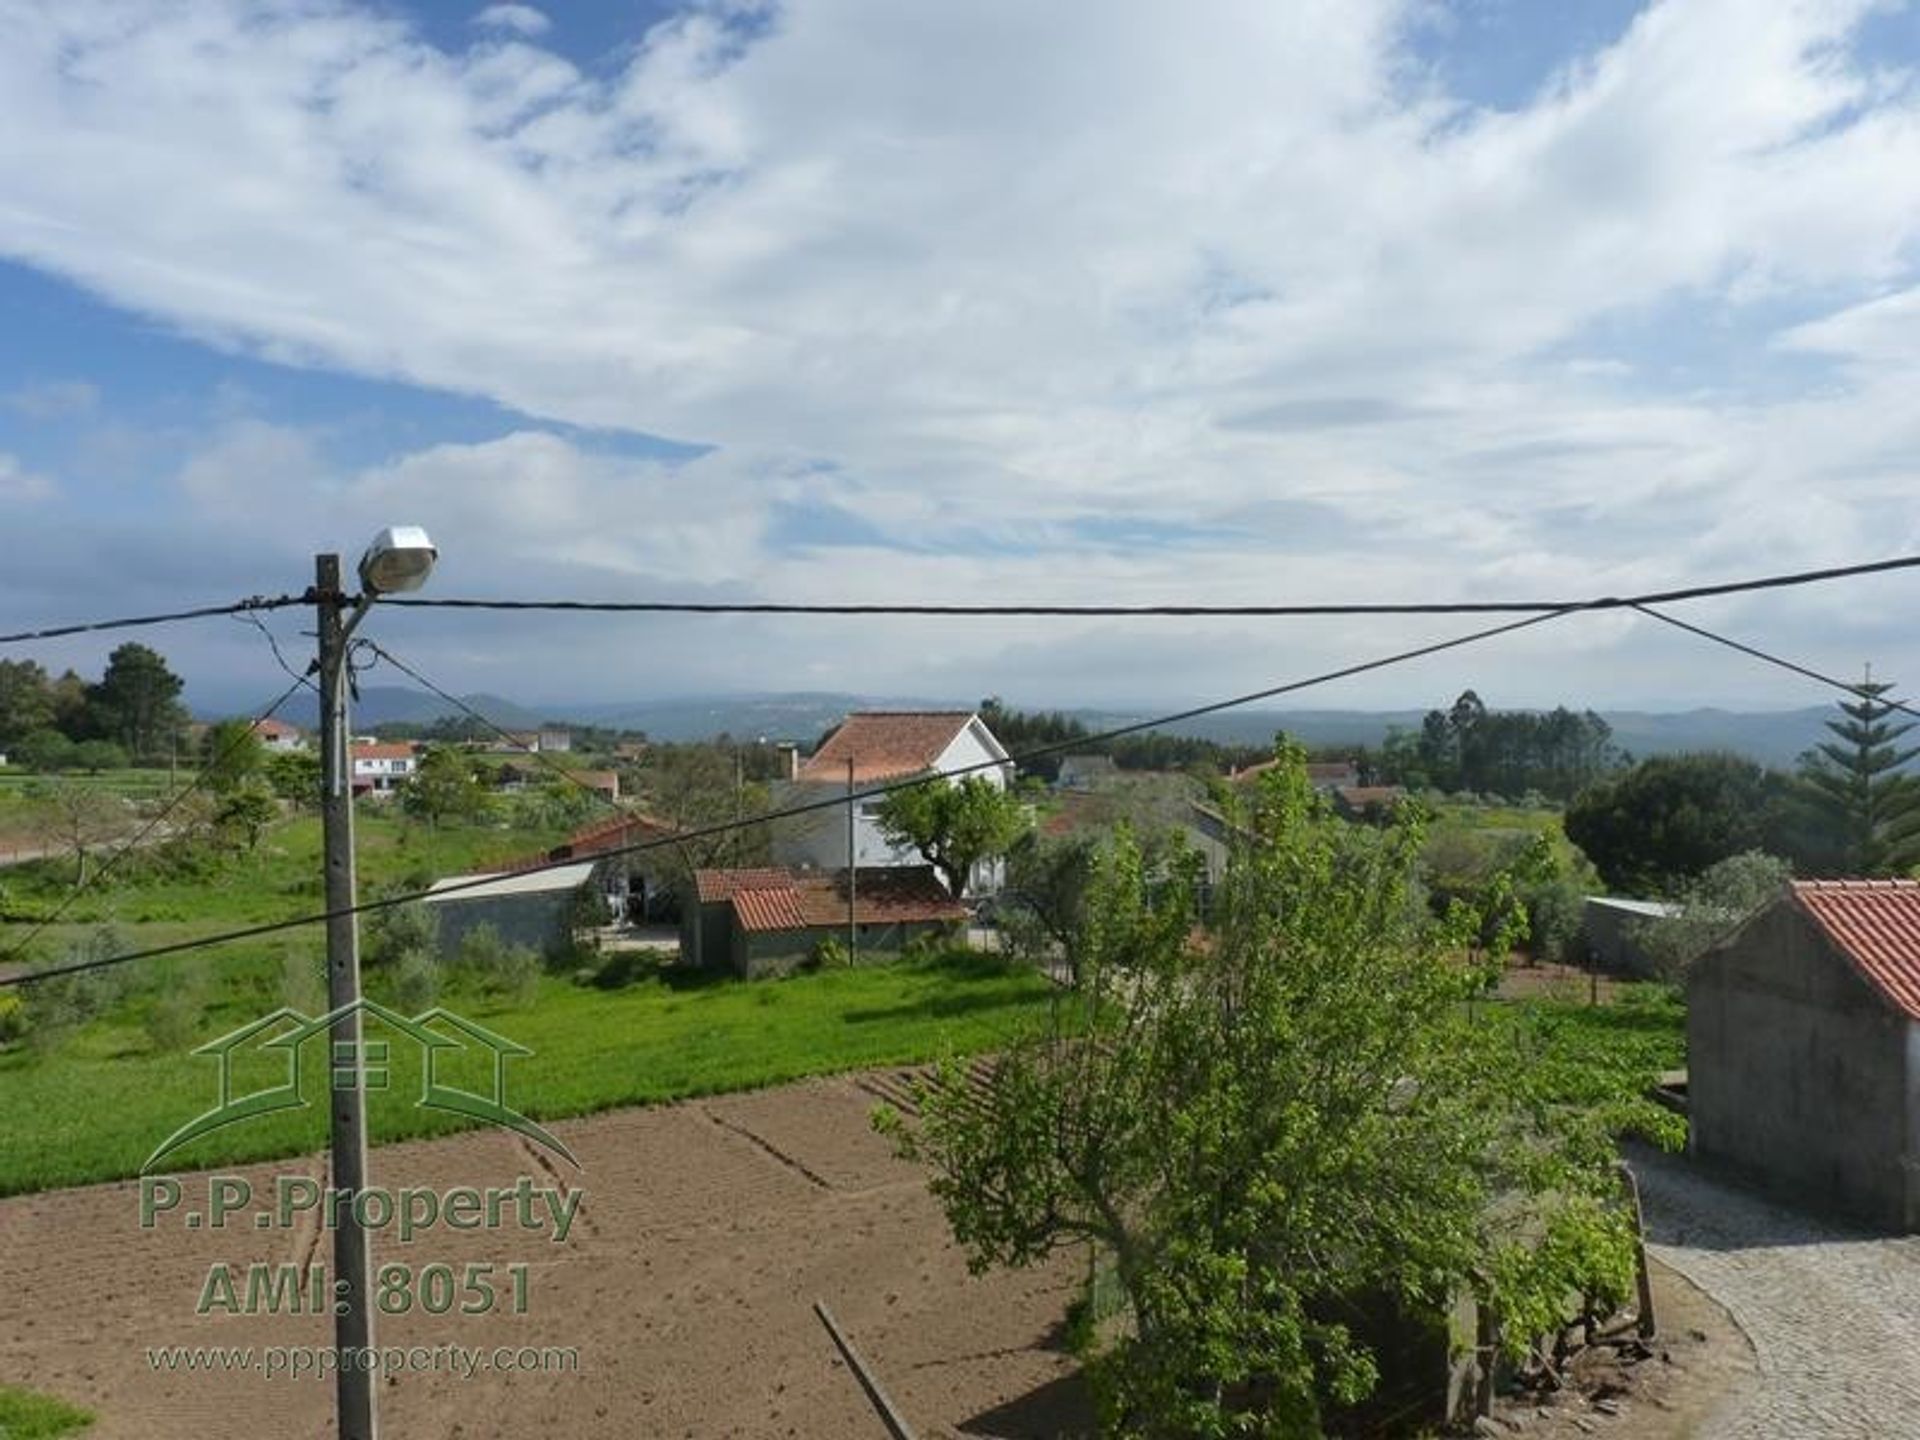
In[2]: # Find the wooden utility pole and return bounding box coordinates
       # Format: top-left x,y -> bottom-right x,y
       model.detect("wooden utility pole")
315,553 -> 379,1439
847,756 -> 858,964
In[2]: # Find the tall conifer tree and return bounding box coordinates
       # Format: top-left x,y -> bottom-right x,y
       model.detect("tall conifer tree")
1798,671 -> 1920,875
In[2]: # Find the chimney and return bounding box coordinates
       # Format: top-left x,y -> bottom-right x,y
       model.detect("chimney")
776,741 -> 800,781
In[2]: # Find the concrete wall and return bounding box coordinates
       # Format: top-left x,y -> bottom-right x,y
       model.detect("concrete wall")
427,888 -> 579,960
728,919 -> 962,979
1583,901 -> 1675,977
1688,902 -> 1914,1229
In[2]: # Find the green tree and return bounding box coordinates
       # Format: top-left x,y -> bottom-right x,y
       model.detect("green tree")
213,783 -> 278,852
1564,752 -> 1793,894
264,748 -> 321,805
1796,673 -> 1920,876
874,774 -> 1028,897
399,745 -> 489,828
884,747 -> 1670,1436
1630,850 -> 1792,979
71,739 -> 127,774
83,643 -> 187,761
200,718 -> 266,795
0,658 -> 55,751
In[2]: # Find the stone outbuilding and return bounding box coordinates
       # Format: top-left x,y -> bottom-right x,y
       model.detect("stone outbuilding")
1688,879 -> 1920,1230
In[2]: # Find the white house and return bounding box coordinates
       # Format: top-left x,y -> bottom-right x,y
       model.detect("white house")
770,711 -> 1013,891
249,718 -> 310,753
350,741 -> 418,795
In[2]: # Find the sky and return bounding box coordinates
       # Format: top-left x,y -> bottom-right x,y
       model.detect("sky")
1,0 -> 1918,719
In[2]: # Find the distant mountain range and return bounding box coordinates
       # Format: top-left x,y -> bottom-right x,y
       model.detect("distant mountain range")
222,688 -> 1836,769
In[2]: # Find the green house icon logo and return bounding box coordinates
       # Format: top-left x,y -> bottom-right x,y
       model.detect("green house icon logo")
143,999 -> 579,1173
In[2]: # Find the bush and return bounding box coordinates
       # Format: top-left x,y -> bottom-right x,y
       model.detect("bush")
812,935 -> 851,969
455,924 -> 541,1006
144,980 -> 203,1053
365,901 -> 439,970
1524,877 -> 1588,965
0,991 -> 29,1047
391,948 -> 440,1011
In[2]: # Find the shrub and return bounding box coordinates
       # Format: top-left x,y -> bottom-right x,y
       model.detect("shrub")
0,992 -> 29,1047
144,981 -> 203,1053
1525,877 -> 1588,965
392,948 -> 440,1011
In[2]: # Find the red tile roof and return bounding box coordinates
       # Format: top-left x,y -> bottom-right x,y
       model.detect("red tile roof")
1791,880 -> 1920,1021
694,867 -> 798,904
798,712 -> 981,784
732,885 -> 811,933
498,810 -> 682,874
251,718 -> 303,738
694,865 -> 967,932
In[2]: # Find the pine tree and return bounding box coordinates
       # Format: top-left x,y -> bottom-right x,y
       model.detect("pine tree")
1798,672 -> 1920,876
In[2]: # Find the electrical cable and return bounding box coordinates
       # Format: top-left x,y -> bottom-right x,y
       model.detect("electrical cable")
0,605 -> 1574,987
353,640 -> 626,815
0,594 -> 307,647
1630,603 -> 1920,724
378,553 -> 1920,619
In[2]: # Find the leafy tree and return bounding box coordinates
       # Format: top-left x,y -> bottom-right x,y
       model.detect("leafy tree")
364,900 -> 439,971
874,774 -> 1029,897
1390,691 -> 1619,800
0,658 -> 55,751
213,783 -> 278,852
83,643 -> 187,761
200,718 -> 266,794
633,741 -> 773,880
264,748 -> 321,805
71,740 -> 128,774
15,729 -> 77,773
1630,850 -> 1792,979
884,747 -> 1671,1436
398,745 -> 490,828
1564,752 -> 1794,894
1795,673 -> 1920,876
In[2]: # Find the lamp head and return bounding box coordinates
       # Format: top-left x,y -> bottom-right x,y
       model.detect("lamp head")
357,525 -> 438,595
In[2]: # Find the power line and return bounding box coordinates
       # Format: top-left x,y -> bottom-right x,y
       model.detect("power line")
0,594 -> 307,648
353,639 -> 624,814
3,553 -> 1917,651
380,553 -> 1920,619
0,672 -> 312,971
0,605 -> 1573,988
1631,603 -> 1920,725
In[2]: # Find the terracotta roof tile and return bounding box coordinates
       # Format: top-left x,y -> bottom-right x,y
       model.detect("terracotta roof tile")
732,885 -> 812,934
693,867 -> 797,904
792,867 -> 968,928
798,712 -> 982,784
1791,880 -> 1920,1021
698,865 -> 967,932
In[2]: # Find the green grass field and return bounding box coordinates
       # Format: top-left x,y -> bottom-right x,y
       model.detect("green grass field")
0,949 -> 1063,1196
0,1384 -> 92,1438
0,810 -> 577,932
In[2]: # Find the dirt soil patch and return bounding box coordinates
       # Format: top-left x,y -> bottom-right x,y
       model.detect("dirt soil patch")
0,1073 -> 1091,1439
1480,1259 -> 1755,1439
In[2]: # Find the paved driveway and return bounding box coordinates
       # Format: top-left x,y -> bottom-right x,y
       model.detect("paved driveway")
1633,1145 -> 1920,1438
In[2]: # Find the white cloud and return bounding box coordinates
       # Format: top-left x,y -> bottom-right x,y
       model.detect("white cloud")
472,5 -> 550,39
0,452 -> 54,501
4,380 -> 99,419
0,1 -> 1918,705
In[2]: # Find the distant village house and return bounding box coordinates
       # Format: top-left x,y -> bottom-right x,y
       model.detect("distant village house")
684,865 -> 967,978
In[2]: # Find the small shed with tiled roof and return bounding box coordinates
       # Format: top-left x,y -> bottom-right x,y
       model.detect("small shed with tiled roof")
1688,879 -> 1920,1229
684,865 -> 968,977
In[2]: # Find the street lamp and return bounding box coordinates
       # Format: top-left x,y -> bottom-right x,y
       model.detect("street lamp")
314,526 -> 435,1440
